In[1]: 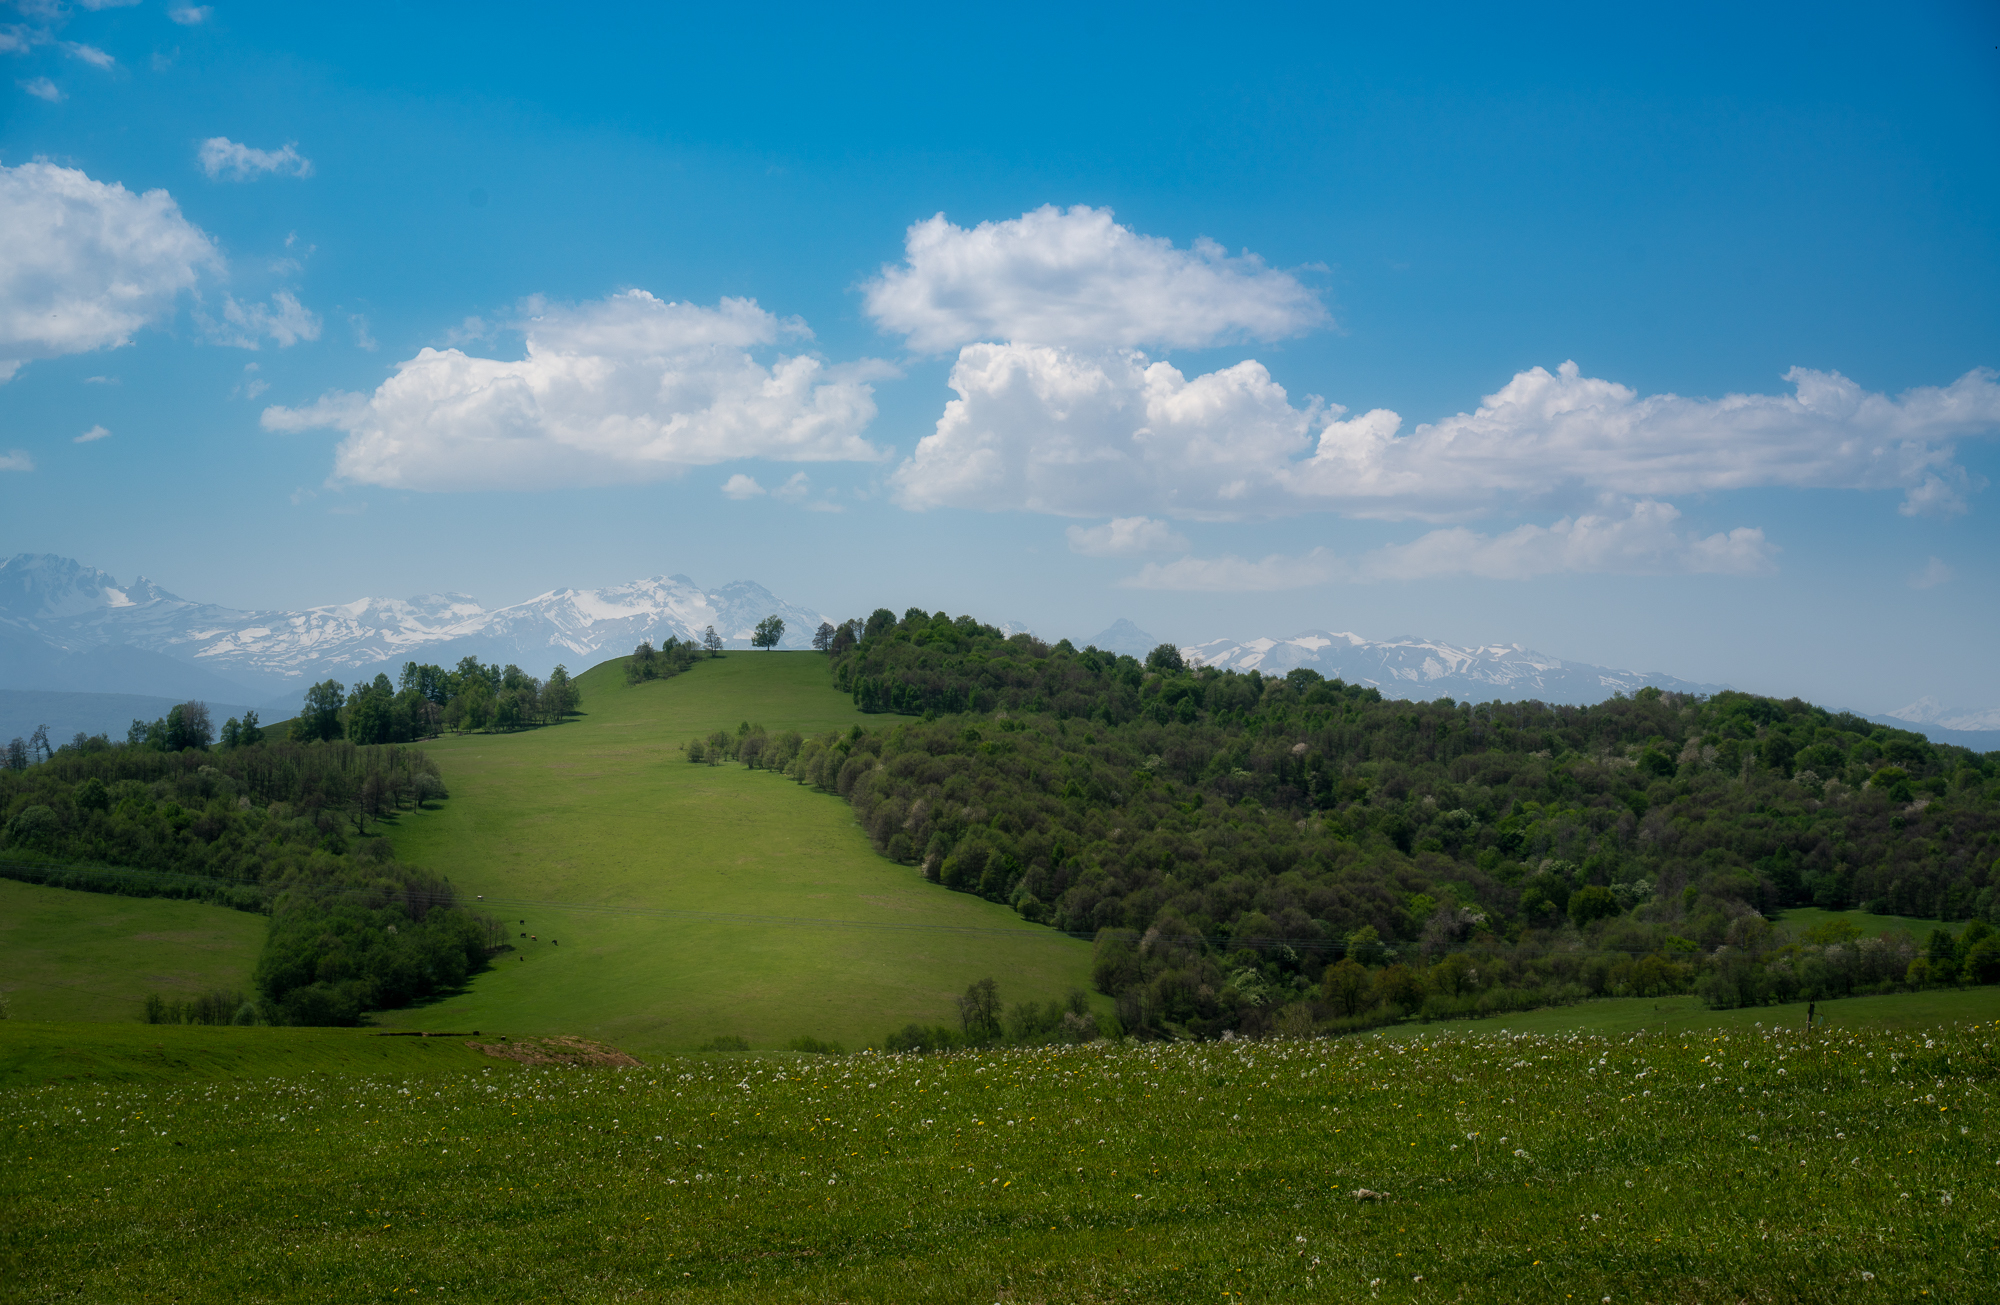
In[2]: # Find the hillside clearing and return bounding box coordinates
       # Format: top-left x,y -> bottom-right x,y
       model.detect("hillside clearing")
377,652 -> 1099,1052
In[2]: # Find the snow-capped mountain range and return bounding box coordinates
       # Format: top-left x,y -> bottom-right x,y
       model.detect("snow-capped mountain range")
4,555 -> 1990,741
1177,631 -> 1726,704
0,554 -> 832,708
1884,697 -> 2000,734
1076,618 -> 1723,703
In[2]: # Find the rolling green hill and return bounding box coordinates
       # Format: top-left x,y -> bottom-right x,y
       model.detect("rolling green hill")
374,652 -> 1099,1052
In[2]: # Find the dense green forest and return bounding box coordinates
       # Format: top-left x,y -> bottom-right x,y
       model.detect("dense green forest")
1,701 -> 497,1026
721,608 -> 2000,1040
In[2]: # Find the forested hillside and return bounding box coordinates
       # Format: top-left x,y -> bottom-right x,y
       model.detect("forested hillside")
755,609 -> 2000,1038
0,733 -> 493,1025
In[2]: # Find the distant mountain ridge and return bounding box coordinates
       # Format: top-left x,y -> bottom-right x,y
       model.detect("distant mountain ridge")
1886,696 -> 2000,733
1175,629 -> 1726,706
0,554 -> 832,706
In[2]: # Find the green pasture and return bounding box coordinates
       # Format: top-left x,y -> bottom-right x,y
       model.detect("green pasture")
7,1020 -> 1995,1303
1377,986 -> 2000,1041
376,652 -> 1099,1054
0,1020 -> 493,1093
0,878 -> 262,1024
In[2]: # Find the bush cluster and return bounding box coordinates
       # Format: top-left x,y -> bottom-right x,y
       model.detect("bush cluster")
1,736 -> 493,1026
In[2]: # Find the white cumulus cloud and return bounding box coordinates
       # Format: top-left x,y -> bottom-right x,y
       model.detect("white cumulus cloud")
893,348 -> 2000,522
1066,516 -> 1189,557
197,137 -> 313,181
0,449 -> 32,472
0,159 -> 220,381
721,473 -> 765,499
891,342 -> 1314,518
263,291 -> 888,492
1123,501 -> 1775,590
19,77 -> 62,102
864,205 -> 1327,353
169,5 -> 212,23
73,423 -> 109,442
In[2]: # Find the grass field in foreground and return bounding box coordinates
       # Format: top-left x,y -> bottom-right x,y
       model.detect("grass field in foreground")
1376,986 -> 2000,1041
6,1019 -> 1995,1303
0,878 -> 263,1024
376,653 -> 1100,1054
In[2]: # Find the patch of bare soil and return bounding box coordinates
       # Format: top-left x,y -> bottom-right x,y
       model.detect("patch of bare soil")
465,1035 -> 643,1067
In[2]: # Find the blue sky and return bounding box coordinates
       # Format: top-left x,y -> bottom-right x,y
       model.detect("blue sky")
2,0 -> 1996,712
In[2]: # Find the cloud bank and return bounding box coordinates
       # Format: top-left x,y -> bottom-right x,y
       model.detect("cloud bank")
264,292 -> 887,491
892,348 -> 2000,521
864,205 -> 1326,353
1123,500 -> 1775,589
0,160 -> 221,381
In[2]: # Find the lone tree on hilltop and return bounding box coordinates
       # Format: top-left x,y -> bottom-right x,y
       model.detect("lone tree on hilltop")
753,615 -> 785,650
812,620 -> 835,652
702,624 -> 724,656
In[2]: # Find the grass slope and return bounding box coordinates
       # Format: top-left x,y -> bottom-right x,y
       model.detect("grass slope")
378,652 -> 1099,1052
0,879 -> 262,1023
6,1019 -> 1994,1303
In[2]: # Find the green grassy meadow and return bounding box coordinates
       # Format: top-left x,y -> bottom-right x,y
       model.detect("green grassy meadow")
1377,986 -> 2000,1041
0,1020 -> 494,1092
1774,905 -> 1971,941
374,653 -> 1100,1053
6,1018 -> 1995,1303
0,878 -> 262,1024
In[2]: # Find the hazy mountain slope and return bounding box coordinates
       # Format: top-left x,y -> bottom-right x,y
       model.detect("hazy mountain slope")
1085,619 -> 1161,658
1887,697 -> 2000,733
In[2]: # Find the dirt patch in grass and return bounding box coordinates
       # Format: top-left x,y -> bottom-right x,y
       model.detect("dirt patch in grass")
464,1035 -> 643,1067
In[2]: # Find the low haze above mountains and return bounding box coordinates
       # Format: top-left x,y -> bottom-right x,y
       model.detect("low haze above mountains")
3,553 -> 1993,750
